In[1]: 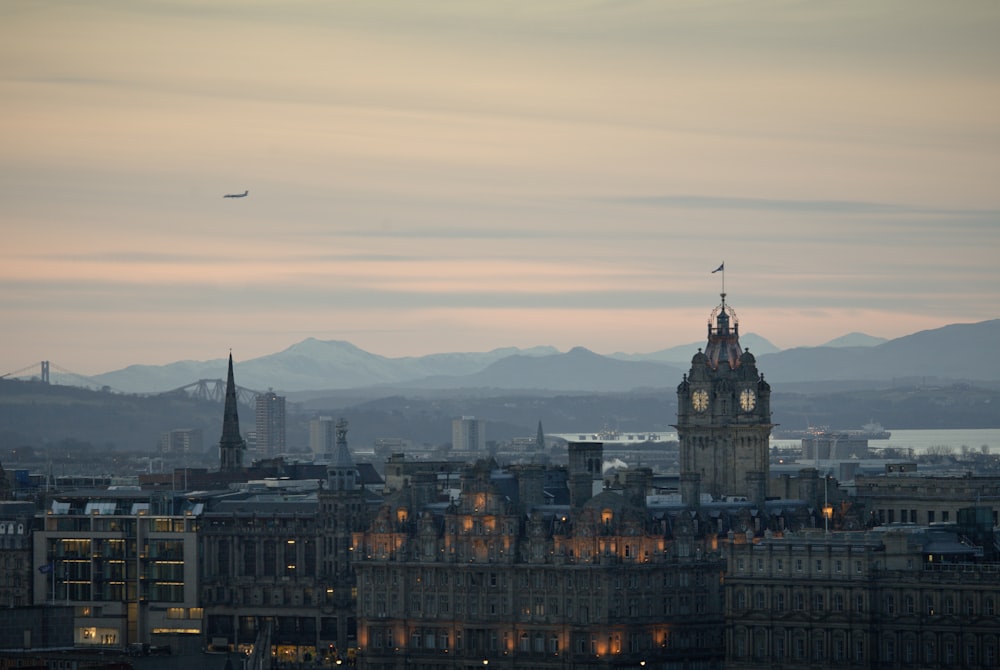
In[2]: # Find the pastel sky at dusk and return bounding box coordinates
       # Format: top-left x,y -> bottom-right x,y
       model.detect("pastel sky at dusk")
2,1 -> 999,376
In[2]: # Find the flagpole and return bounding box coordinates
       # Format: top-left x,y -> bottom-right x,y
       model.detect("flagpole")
712,262 -> 725,302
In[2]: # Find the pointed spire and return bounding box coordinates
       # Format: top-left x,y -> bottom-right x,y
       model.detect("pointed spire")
219,352 -> 246,471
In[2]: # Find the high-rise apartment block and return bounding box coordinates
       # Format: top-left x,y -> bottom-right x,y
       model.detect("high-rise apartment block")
452,416 -> 486,453
255,391 -> 286,458
158,428 -> 203,455
310,416 -> 336,458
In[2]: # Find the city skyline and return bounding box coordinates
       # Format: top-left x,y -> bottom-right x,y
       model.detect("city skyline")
2,1 -> 999,375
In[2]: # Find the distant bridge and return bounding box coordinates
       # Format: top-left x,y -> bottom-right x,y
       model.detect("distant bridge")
1,360 -> 106,388
162,379 -> 262,406
2,361 -> 262,404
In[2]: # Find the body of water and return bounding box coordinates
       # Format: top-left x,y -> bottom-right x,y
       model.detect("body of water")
772,429 -> 1000,455
869,429 -> 1000,455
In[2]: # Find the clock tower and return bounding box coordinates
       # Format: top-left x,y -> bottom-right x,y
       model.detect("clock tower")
675,293 -> 772,504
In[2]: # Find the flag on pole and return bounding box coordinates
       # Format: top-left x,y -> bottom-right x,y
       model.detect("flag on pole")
712,263 -> 724,273
38,562 -> 54,574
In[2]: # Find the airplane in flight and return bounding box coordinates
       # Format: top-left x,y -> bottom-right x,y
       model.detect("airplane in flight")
223,190 -> 249,198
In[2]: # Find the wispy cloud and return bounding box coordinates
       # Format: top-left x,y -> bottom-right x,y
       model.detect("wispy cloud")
2,0 -> 999,372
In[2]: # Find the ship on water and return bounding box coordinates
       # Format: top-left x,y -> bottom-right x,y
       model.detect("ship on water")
549,428 -> 678,445
772,420 -> 891,441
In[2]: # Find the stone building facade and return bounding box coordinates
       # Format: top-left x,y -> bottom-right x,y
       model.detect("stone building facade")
353,453 -> 738,670
199,420 -> 373,664
726,526 -> 1000,668
854,473 -> 1000,527
0,501 -> 34,608
675,294 -> 772,504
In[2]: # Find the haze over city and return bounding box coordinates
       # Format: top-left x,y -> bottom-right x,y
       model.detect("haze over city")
2,1 -> 999,376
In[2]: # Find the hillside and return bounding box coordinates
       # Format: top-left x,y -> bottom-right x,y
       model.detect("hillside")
3,377 -> 1000,460
73,319 -> 1000,395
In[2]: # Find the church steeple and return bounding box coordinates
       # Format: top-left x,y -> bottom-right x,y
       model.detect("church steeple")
218,352 -> 246,471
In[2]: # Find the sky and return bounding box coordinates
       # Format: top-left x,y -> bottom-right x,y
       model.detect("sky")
2,0 -> 999,377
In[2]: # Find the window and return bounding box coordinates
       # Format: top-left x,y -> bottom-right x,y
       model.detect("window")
815,559 -> 823,573
776,558 -> 783,572
795,559 -> 803,572
834,637 -> 845,662
775,592 -> 785,612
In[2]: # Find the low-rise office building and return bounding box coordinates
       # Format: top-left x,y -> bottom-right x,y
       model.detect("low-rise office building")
31,490 -> 203,651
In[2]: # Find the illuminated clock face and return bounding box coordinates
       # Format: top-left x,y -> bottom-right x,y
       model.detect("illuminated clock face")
692,389 -> 709,412
740,389 -> 757,411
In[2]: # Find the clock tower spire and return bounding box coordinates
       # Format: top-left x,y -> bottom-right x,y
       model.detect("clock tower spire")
675,292 -> 772,504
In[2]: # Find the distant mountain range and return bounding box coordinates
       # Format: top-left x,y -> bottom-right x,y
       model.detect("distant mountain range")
70,319 -> 1000,395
